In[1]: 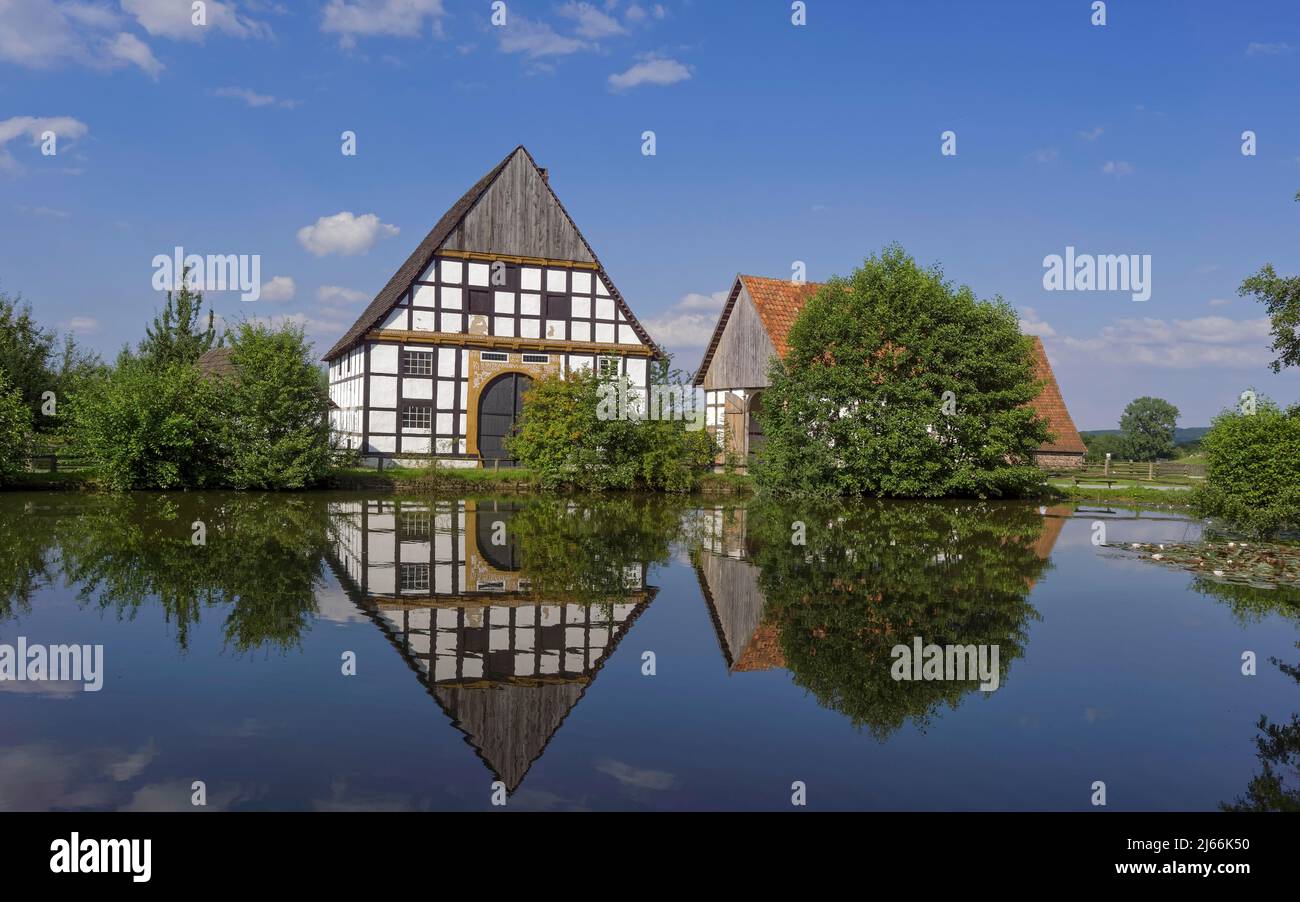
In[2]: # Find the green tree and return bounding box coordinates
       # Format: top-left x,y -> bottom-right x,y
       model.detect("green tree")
1238,196 -> 1300,373
1082,432 -> 1129,463
1191,398 -> 1300,539
507,365 -> 715,492
1118,396 -> 1180,461
138,271 -> 217,368
64,357 -> 226,490
0,371 -> 32,485
0,289 -> 67,426
753,245 -> 1049,498
222,322 -> 333,490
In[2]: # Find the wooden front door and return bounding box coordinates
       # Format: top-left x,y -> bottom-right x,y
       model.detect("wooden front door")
478,373 -> 532,465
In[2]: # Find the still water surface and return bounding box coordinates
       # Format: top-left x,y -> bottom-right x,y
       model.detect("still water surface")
0,492 -> 1296,811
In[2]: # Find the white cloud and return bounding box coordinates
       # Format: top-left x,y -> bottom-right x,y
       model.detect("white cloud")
498,17 -> 587,59
1208,297 -> 1233,308
1058,316 -> 1273,369
1018,307 -> 1056,338
640,288 -> 728,351
1246,41 -> 1292,56
321,0 -> 445,49
608,56 -> 691,91
1077,125 -> 1104,141
123,0 -> 272,42
317,284 -> 369,306
558,2 -> 626,39
297,211 -> 399,257
261,275 -> 296,301
1029,148 -> 1059,163
0,1 -> 161,77
14,203 -> 71,218
214,86 -> 296,108
105,31 -> 162,78
67,316 -> 101,334
1101,160 -> 1134,176
0,115 -> 89,173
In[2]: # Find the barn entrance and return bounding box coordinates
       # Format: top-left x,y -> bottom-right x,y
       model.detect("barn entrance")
477,372 -> 532,466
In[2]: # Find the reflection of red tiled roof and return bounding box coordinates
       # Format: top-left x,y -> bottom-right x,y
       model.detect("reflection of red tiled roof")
1028,338 -> 1086,454
732,624 -> 786,672
737,275 -> 824,359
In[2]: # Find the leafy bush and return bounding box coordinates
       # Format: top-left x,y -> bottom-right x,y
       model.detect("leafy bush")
222,322 -> 333,490
1082,432 -> 1128,463
1191,400 -> 1300,538
64,357 -> 227,490
0,372 -> 32,485
753,245 -> 1049,498
507,366 -> 715,492
1119,396 -> 1180,461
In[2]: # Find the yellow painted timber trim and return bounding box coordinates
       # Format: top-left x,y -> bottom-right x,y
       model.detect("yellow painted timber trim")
366,329 -> 655,357
436,249 -> 600,269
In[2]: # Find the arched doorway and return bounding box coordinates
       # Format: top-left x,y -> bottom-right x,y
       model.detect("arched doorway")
475,502 -> 522,571
746,391 -> 766,462
478,372 -> 532,466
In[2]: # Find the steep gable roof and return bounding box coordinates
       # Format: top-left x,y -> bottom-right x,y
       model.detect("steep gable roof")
694,274 -> 1086,455
693,275 -> 822,386
325,145 -> 660,361
1028,337 -> 1086,454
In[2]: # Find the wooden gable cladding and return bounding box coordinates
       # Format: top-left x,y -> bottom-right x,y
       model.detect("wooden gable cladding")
325,146 -> 662,362
440,150 -> 595,263
699,279 -> 778,391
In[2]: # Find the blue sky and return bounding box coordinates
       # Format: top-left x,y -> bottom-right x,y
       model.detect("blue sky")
1,0 -> 1297,428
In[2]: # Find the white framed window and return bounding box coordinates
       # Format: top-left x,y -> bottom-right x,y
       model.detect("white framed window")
597,356 -> 619,377
403,350 -> 434,376
402,405 -> 433,431
481,351 -> 508,362
522,353 -> 549,363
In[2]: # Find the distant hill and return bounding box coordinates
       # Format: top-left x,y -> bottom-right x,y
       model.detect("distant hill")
1080,427 -> 1209,445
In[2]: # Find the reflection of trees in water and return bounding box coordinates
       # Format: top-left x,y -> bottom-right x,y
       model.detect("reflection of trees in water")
745,500 -> 1052,739
0,497 -> 63,620
506,496 -> 684,604
1222,648 -> 1300,812
1190,578 -> 1300,627
49,493 -> 334,654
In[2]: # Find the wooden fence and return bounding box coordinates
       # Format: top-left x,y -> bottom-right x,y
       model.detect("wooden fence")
1047,459 -> 1205,484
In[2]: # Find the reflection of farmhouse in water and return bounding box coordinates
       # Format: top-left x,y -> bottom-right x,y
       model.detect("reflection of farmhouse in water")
325,499 -> 656,792
693,505 -> 1070,677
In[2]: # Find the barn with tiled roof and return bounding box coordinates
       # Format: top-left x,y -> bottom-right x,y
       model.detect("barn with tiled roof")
692,274 -> 1086,470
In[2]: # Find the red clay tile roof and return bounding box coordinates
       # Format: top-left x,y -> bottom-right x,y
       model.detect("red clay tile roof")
738,275 -> 823,358
695,275 -> 1086,456
1028,337 -> 1086,454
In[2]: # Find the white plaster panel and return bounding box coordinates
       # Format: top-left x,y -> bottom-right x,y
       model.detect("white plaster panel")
413,284 -> 437,307
570,355 -> 593,372
440,312 -> 464,333
403,378 -> 433,400
521,267 -> 541,291
381,307 -> 407,330
520,293 -> 541,316
572,296 -> 590,318
371,410 -> 396,433
545,320 -> 566,340
546,269 -> 567,292
619,325 -> 639,345
595,322 -> 615,343
494,316 -> 515,337
571,271 -> 592,294
370,345 -> 399,374
626,358 -> 647,386
404,436 -> 431,454
520,318 -> 540,339
468,262 -> 490,286
441,286 -> 462,309
436,381 -> 455,410
494,291 -> 515,314
571,321 -> 591,342
440,260 -> 462,284
370,375 -> 398,406
412,310 -> 437,332
595,298 -> 615,320
436,413 -> 453,434
367,435 -> 396,453
596,277 -> 610,296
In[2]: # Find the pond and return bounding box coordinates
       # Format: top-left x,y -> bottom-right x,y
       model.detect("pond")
0,491 -> 1296,811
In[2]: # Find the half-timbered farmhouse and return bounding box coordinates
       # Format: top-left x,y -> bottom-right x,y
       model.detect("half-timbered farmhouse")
693,274 -> 1087,470
325,146 -> 660,466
